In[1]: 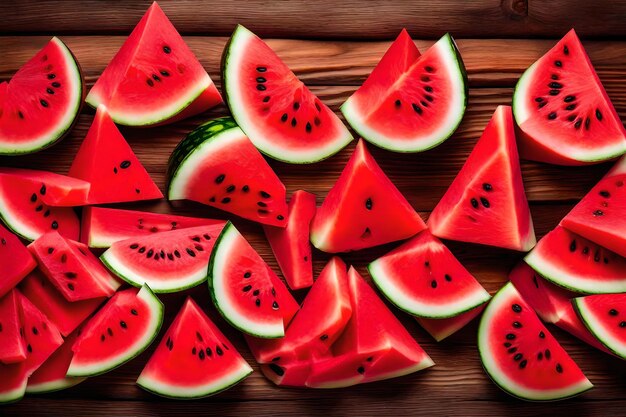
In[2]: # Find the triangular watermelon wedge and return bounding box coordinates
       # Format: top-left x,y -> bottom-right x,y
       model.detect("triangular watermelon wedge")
0,168 -> 89,206
310,139 -> 426,253
0,361 -> 27,404
69,106 -> 163,204
0,290 -> 27,363
429,105 -> 536,251
85,2 -> 221,126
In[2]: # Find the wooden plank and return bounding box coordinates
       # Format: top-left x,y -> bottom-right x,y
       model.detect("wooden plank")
2,0 -> 626,39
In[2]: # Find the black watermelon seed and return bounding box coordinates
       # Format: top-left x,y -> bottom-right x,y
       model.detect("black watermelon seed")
135,189 -> 141,194
27,344 -> 32,353
291,118 -> 297,127
35,205 -> 43,212
549,90 -> 560,96
568,115 -> 577,122
564,45 -> 569,55
277,215 -> 285,221
508,347 -> 517,354
620,321 -> 626,328
538,352 -> 543,360
146,78 -> 154,87
272,301 -> 279,310
163,46 -> 171,54
199,350 -> 205,360
320,334 -> 329,341
259,209 -> 269,215
555,60 -> 562,67
256,67 -> 267,72
186,248 -> 196,257
255,299 -> 261,307
130,243 -> 139,249
569,240 -> 576,252
538,102 -> 547,109
30,193 -> 37,202
32,327 -> 38,335
192,347 -> 197,355
574,118 -> 582,129
293,102 -> 300,110
506,333 -> 516,340
425,95 -> 433,102
535,97 -> 544,103
585,117 -> 591,130
504,342 -> 511,348
549,82 -> 563,89
421,100 -> 428,108
596,109 -> 603,121
594,250 -> 601,262
131,309 -> 138,316
480,197 -> 490,208
314,117 -> 321,126
281,113 -> 288,122
514,353 -> 523,361
425,261 -> 430,267
51,221 -> 58,230
548,112 -> 557,120
556,363 -> 563,373
139,247 -> 146,254
315,102 -> 322,112
48,74 -> 56,79
263,96 -> 270,102
65,272 -> 77,279
361,227 -> 371,239
260,191 -> 271,198
192,236 -> 201,242
512,321 -> 522,328
0,239 -> 5,245
421,76 -> 430,82
365,198 -> 373,210
512,304 -> 522,313
395,99 -> 401,107
242,285 -> 252,292
256,77 -> 266,83
610,309 -> 618,316
209,196 -> 216,203
256,84 -> 266,91
47,247 -> 54,254
564,95 -> 575,103
244,271 -> 252,278
431,280 -> 437,288
257,201 -> 267,207
470,198 -> 479,208
593,210 -> 604,216
152,74 -> 161,82
221,197 -> 231,204
425,66 -> 434,72
146,249 -> 154,258
545,349 -> 551,359
357,366 -> 365,375
445,274 -> 452,282
101,334 -> 105,342
539,331 -> 545,338
120,321 -> 127,329
565,104 -> 576,111
583,247 -> 589,255
52,82 -> 61,88
253,289 -> 260,296
604,258 -> 610,264
483,183 -> 493,192
203,234 -> 211,240
207,348 -> 213,357
306,122 -> 312,133
215,174 -> 225,184
108,328 -> 113,337
412,103 -> 422,114
120,160 -> 131,169
47,88 -> 54,94
40,99 -> 49,107
154,253 -> 160,260
552,74 -> 559,80
269,363 -> 285,376
160,70 -> 170,77
519,359 -> 527,369
600,190 -> 611,198
167,253 -> 174,260
195,245 -> 203,252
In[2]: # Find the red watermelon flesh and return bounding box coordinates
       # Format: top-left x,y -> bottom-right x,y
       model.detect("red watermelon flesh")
556,302 -> 611,354
513,30 -> 626,165
20,270 -> 104,337
81,206 -> 222,248
0,168 -> 89,206
429,105 -> 536,251
246,257 -> 351,364
264,190 -> 317,290
261,358 -> 316,387
0,290 -> 27,363
0,223 -> 36,298
0,362 -> 27,404
0,37 -> 83,155
137,297 -> 252,399
561,155 -> 626,258
69,106 -> 163,204
310,140 -> 426,253
29,232 -> 121,302
416,304 -> 486,342
85,2 -> 221,126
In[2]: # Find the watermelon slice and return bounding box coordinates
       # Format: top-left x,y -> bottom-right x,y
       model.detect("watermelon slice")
478,282 -> 592,401
342,31 -> 467,152
208,222 -> 299,338
306,267 -> 434,388
0,223 -> 36,298
264,190 -> 317,290
246,257 -> 351,364
0,37 -> 83,155
222,25 -> 353,163
310,140 -> 426,253
429,105 -> 536,251
513,29 -> 626,165
573,294 -> 626,359
68,285 -> 163,377
261,359 -> 315,387
167,117 -> 288,227
20,270 -> 104,337
369,230 -> 490,318
561,155 -> 626,258
416,304 -> 486,342
0,290 -> 27,363
0,168 -> 89,206
137,297 -> 252,399
27,328 -> 85,393
101,223 -> 225,293
29,232 -> 121,302
526,226 -> 626,293
69,105 -> 163,204
81,206 -> 222,248
0,362 -> 27,404
85,2 -> 221,126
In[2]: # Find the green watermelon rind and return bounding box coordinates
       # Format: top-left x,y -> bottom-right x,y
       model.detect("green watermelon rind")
0,379 -> 26,404
368,259 -> 491,319
341,33 -> 468,153
478,283 -> 593,402
0,37 -> 84,156
572,297 -> 626,359
207,221 -> 286,339
222,25 -> 353,164
26,377 -> 86,394
66,285 -> 163,377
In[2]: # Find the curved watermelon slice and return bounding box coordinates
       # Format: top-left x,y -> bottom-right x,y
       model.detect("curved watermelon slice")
81,206 -> 221,248
478,282 -> 592,401
0,290 -> 27,363
342,31 -> 467,153
561,155 -> 626,258
525,226 -> 626,293
68,285 -> 163,377
69,106 -> 162,204
573,294 -> 626,359
416,304 -> 486,342
369,230 -> 490,318
429,105 -> 536,251
0,168 -> 89,207
138,297 -> 252,399
85,2 -> 220,126
168,117 -> 288,227
0,37 -> 83,155
513,30 -> 626,165
264,190 -> 316,290
222,25 -> 353,163
0,223 -> 36,298
311,140 -> 426,253
101,223 -> 224,293
208,222 -> 299,338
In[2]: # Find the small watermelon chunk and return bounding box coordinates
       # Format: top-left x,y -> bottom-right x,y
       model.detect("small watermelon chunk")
561,155 -> 626,258
311,140 -> 426,253
68,285 -> 163,377
137,297 -> 252,399
526,226 -> 626,294
167,117 -> 288,227
369,230 -> 490,318
261,358 -> 315,387
20,270 -> 104,336
29,232 -> 121,302
429,105 -> 536,251
478,282 -> 592,401
81,206 -> 222,248
101,223 -> 225,293
69,106 -> 163,204
0,362 -> 27,404
342,31 -> 467,152
573,294 -> 626,359
85,2 -> 221,126
208,222 -> 299,338
0,223 -> 36,298
264,190 -> 317,290
0,37 -> 83,155
0,290 -> 27,363
222,25 -> 353,164
0,168 -> 89,206
416,304 -> 486,342
513,30 -> 626,165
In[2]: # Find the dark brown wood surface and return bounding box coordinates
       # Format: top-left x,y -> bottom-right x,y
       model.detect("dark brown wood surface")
2,2 -> 626,415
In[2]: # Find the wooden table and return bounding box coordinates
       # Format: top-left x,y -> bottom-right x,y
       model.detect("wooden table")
2,1 -> 626,415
